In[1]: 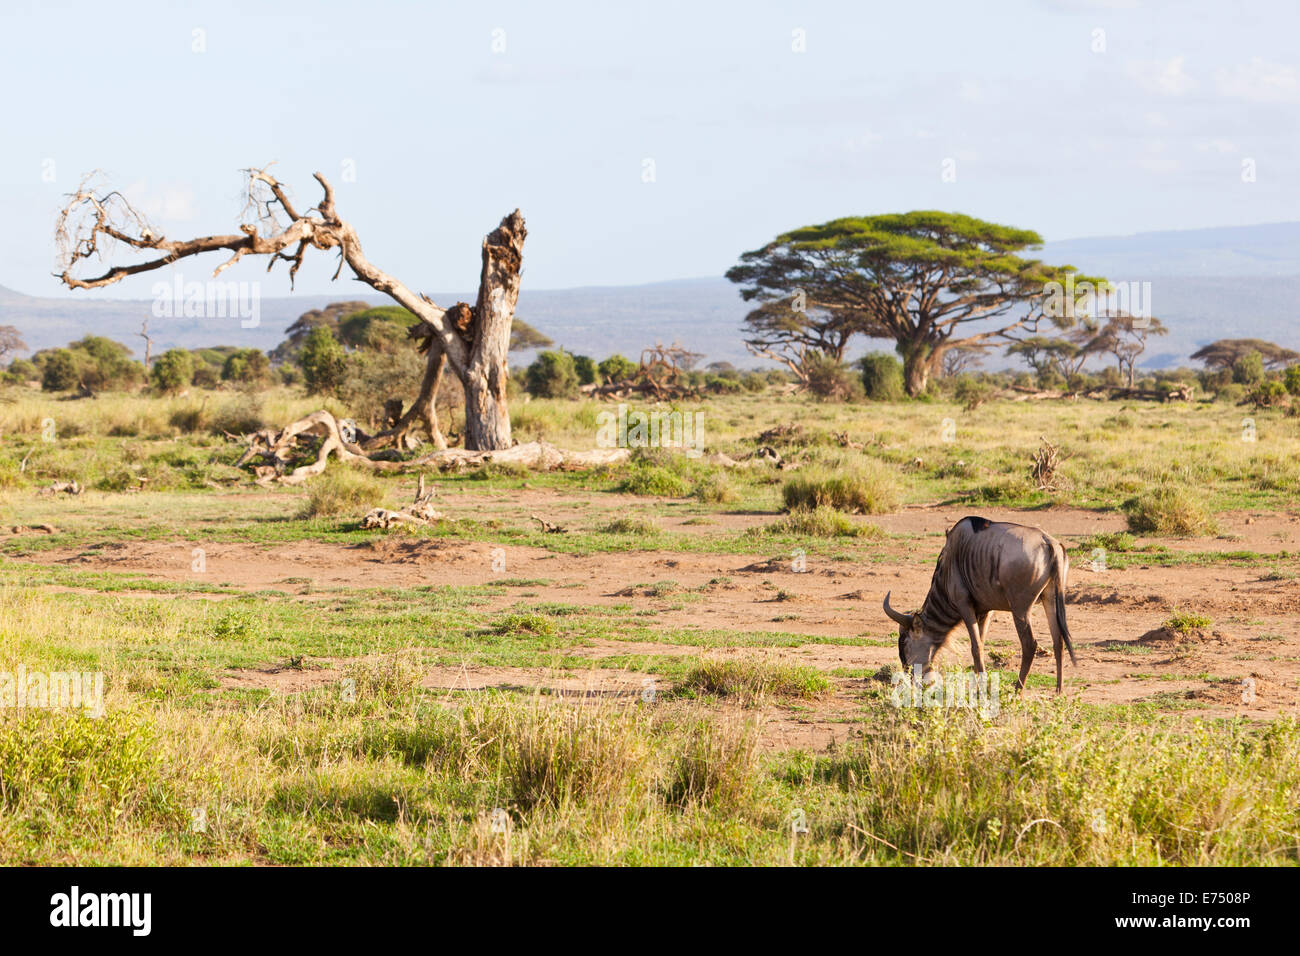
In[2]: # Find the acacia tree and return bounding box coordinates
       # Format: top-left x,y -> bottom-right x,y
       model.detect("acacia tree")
1190,338 -> 1299,372
732,297 -> 865,385
727,211 -> 1097,395
1093,314 -> 1168,387
55,167 -> 526,450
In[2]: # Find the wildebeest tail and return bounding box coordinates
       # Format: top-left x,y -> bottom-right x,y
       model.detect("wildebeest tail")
1051,546 -> 1077,665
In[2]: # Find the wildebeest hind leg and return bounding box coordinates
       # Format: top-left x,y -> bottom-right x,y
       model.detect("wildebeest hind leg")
1012,615 -> 1036,691
1041,589 -> 1065,693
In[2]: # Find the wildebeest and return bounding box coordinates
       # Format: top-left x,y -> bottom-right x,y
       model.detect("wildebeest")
883,516 -> 1076,692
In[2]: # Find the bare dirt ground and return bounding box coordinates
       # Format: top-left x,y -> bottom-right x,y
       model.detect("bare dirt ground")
28,500 -> 1300,741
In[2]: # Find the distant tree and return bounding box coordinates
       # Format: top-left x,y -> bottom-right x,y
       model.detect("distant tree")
1231,350 -> 1265,385
0,325 -> 27,363
150,349 -> 194,394
572,354 -> 598,386
299,327 -> 348,395
1093,314 -> 1168,388
728,211 -> 1098,395
510,318 -> 554,351
40,349 -> 80,391
598,354 -> 638,383
728,298 -> 865,386
1283,364 -> 1300,397
1006,336 -> 1072,381
803,351 -> 861,401
1191,338 -> 1300,372
337,306 -> 421,350
939,343 -> 986,378
222,348 -> 271,384
273,300 -> 373,364
859,352 -> 904,401
525,350 -> 579,398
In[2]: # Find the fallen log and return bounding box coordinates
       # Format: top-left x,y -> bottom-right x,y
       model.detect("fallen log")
237,410 -> 631,484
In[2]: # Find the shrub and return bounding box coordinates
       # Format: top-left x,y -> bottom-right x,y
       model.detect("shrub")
692,471 -> 735,504
620,465 -> 690,497
954,375 -> 992,410
1232,351 -> 1264,385
1284,364 -> 1300,397
1165,610 -> 1212,633
782,463 -> 899,514
572,355 -> 599,386
803,352 -> 862,401
40,349 -> 80,391
859,352 -> 905,401
299,327 -> 348,395
598,354 -> 638,383
680,659 -> 830,702
601,516 -> 661,535
221,348 -> 271,385
150,349 -> 194,394
525,350 -> 579,399
1123,485 -> 1217,536
756,506 -> 883,538
300,468 -> 387,518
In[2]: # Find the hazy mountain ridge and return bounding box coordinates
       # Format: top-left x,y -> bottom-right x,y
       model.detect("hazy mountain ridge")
3,222 -> 1298,370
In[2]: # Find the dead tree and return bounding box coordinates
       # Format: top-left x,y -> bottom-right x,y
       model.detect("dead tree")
137,319 -> 154,369
54,167 -> 525,451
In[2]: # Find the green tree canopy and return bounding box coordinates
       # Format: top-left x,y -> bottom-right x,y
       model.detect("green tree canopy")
299,326 -> 348,395
728,211 -> 1103,395
150,349 -> 194,394
1191,338 -> 1299,371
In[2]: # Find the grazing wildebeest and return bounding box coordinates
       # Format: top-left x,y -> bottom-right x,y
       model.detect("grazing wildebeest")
883,515 -> 1076,692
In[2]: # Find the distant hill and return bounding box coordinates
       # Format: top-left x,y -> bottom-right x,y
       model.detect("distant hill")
1038,222 -> 1300,279
3,221 -> 1298,371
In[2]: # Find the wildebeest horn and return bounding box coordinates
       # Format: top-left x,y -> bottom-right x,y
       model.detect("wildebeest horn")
883,591 -> 913,626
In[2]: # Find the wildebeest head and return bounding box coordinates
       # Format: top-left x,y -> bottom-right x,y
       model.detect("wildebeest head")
883,591 -> 933,675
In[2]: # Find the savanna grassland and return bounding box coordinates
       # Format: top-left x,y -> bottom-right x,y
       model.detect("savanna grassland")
1,385 -> 1299,865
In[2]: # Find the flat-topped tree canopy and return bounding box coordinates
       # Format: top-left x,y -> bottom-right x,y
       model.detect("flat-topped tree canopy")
728,210 -> 1106,395
54,165 -> 525,452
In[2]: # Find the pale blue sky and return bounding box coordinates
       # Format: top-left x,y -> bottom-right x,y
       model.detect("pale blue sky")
3,0 -> 1297,298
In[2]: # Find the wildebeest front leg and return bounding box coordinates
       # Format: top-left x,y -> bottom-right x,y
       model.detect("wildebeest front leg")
1012,614 -> 1037,690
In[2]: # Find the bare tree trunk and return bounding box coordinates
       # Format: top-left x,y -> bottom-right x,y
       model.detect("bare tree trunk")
54,168 -> 527,452
463,211 -> 525,450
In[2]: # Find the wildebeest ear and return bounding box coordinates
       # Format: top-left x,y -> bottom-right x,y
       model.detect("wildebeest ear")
882,591 -> 913,627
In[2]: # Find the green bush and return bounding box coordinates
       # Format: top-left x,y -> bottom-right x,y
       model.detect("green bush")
150,349 -> 195,394
572,355 -> 599,386
1232,351 -> 1264,385
1123,484 -> 1217,537
859,352 -> 905,401
221,348 -> 271,385
299,327 -> 348,396
598,354 -> 638,383
620,465 -> 690,497
803,352 -> 861,401
301,468 -> 387,518
525,350 -> 580,399
782,463 -> 899,514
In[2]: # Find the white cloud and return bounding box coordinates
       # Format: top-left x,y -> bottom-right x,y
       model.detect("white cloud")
1214,57 -> 1300,103
1129,56 -> 1196,96
1197,138 -> 1238,154
123,182 -> 199,223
